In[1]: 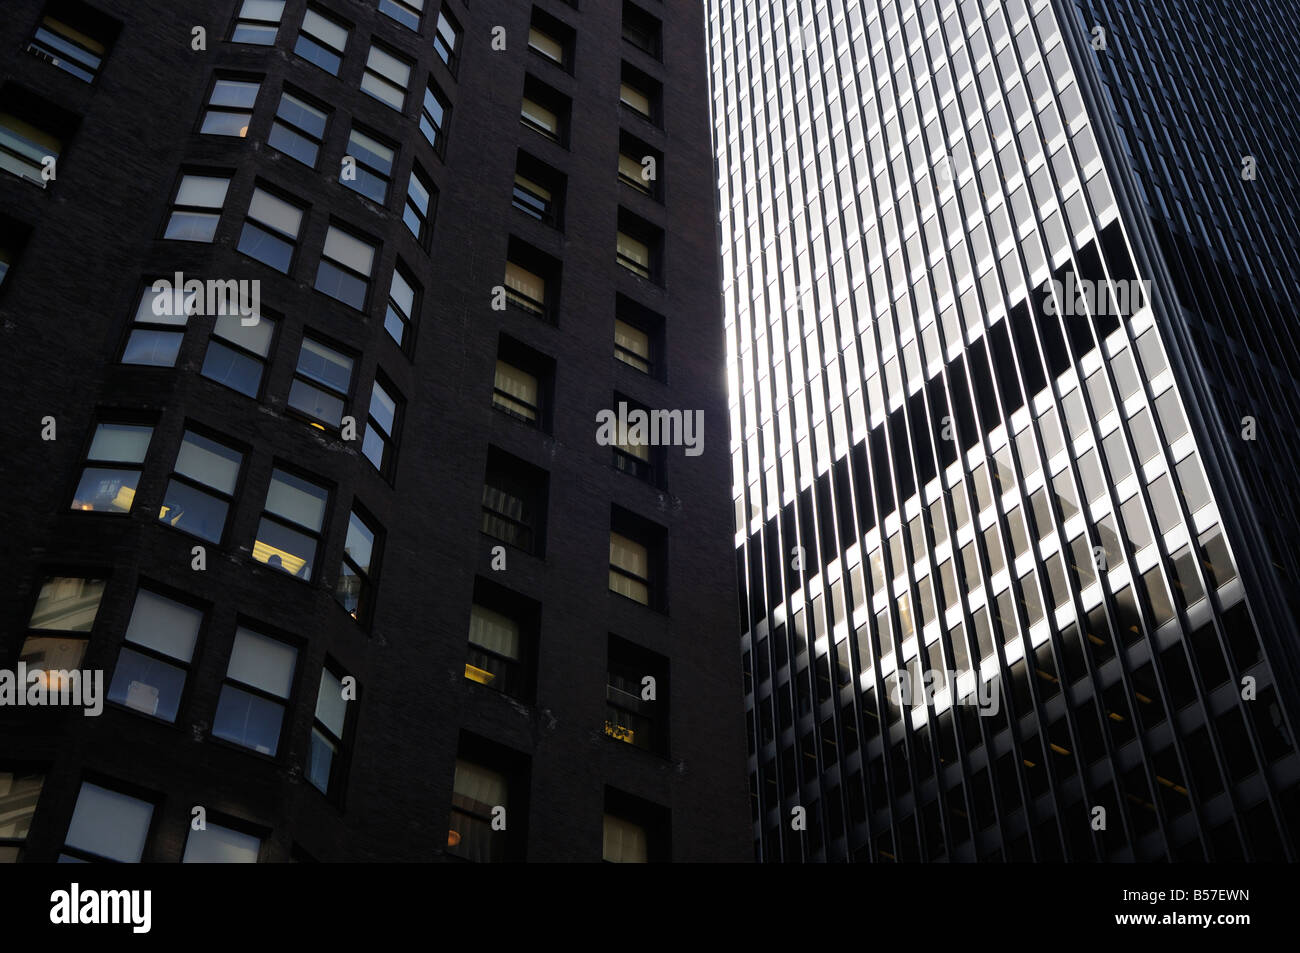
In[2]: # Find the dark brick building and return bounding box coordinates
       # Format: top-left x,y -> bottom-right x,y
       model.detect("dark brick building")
0,0 -> 749,862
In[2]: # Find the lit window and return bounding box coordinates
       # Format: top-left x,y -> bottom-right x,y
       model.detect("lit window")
0,111 -> 61,188
504,260 -> 547,316
183,822 -> 261,862
611,395 -> 655,483
158,430 -> 243,543
122,282 -> 198,367
343,126 -> 394,203
465,604 -> 523,696
403,164 -> 435,248
107,588 -> 202,723
237,186 -> 304,273
512,152 -> 563,227
164,174 -> 230,243
335,507 -> 379,622
308,666 -> 353,795
213,627 -> 297,756
493,360 -> 539,423
620,78 -> 651,119
603,813 -> 648,863
605,636 -> 666,753
528,26 -> 564,64
378,0 -> 423,31
253,468 -> 329,580
201,311 -> 277,398
294,7 -> 349,75
448,760 -> 506,862
619,152 -> 651,193
614,318 -> 652,373
315,226 -> 376,310
61,782 -> 153,863
616,229 -> 651,279
361,44 -> 411,111
520,96 -> 559,142
363,376 -> 401,474
72,421 -> 152,514
200,77 -> 259,137
420,81 -> 450,153
384,262 -> 418,349
609,532 -> 650,604
230,0 -> 285,45
433,8 -> 462,72
269,90 -> 328,167
27,6 -> 112,82
0,769 -> 44,862
19,576 -> 106,682
512,172 -> 552,223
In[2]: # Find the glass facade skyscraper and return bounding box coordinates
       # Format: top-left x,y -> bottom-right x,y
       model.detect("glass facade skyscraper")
708,0 -> 1300,861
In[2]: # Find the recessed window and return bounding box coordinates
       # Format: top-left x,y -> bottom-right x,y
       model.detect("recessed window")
200,76 -> 260,137
481,447 -> 548,556
464,579 -> 538,701
504,238 -> 559,321
27,1 -> 116,82
618,130 -> 661,198
493,335 -> 553,431
603,788 -> 668,861
361,43 -> 411,112
512,151 -> 564,228
122,281 -> 197,367
609,508 -> 664,608
433,7 -> 462,72
384,261 -> 419,350
315,225 -> 376,310
617,209 -> 661,282
288,335 -> 354,427
614,318 -> 651,372
107,588 -> 202,723
614,296 -> 662,377
606,635 -> 668,754
420,79 -> 450,153
254,468 -> 329,580
201,310 -> 277,398
520,76 -> 569,145
182,821 -> 261,862
603,813 -> 648,863
309,664 -> 354,797
343,125 -> 395,203
230,0 -> 285,45
610,393 -> 661,486
334,505 -> 381,623
403,163 -> 436,248
294,7 -> 349,75
528,7 -> 574,71
363,374 -> 402,475
19,576 -> 106,680
0,87 -> 74,189
61,782 -> 153,863
158,429 -> 243,543
237,185 -> 304,273
378,0 -> 423,31
622,2 -> 662,59
620,63 -> 660,124
493,360 -> 539,424
269,89 -> 328,167
164,173 -> 230,243
448,759 -> 507,862
213,626 -> 297,756
0,768 -> 44,861
72,421 -> 153,514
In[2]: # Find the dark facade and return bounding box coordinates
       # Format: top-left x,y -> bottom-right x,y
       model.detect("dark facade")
0,0 -> 749,862
711,0 -> 1300,861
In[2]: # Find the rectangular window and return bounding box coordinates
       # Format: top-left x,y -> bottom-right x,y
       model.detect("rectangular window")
254,468 -> 329,580
617,229 -> 651,279
334,506 -> 380,623
420,80 -> 450,153
0,768 -> 44,862
72,421 -> 153,514
231,0 -> 285,45
512,151 -> 564,228
384,262 -> 418,349
158,429 -> 243,543
618,131 -> 660,198
294,7 -> 349,75
603,813 -> 649,863
268,89 -> 328,167
343,125 -> 394,203
19,576 -> 106,681
614,318 -> 652,374
622,2 -> 662,58
363,375 -> 401,475
528,26 -> 564,65
448,760 -> 507,862
481,448 -> 548,556
0,111 -> 61,188
378,0 -> 423,31
213,626 -> 297,756
619,152 -> 651,194
520,97 -> 559,141
201,311 -> 277,398
493,360 -> 539,423
605,636 -> 667,754
107,588 -> 202,723
611,395 -> 658,485
183,821 -> 261,862
433,8 -> 462,72
504,260 -> 547,317
308,665 -> 353,796
122,281 -> 198,367
315,225 -> 376,310
361,44 -> 411,112
237,186 -> 303,273
527,7 -> 573,71
603,789 -> 666,861
61,782 -> 153,863
619,64 -> 659,123
200,76 -> 260,137
610,531 -> 650,604
164,173 -> 230,243
403,163 -> 436,248
463,579 -> 538,701
27,3 -> 114,82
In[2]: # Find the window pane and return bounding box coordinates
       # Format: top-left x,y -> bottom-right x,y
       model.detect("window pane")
265,469 -> 327,530
323,227 -> 375,275
175,432 -> 242,493
73,468 -> 139,513
302,10 -> 347,50
248,188 -> 302,236
176,175 -> 229,209
213,685 -> 284,755
227,627 -> 296,697
603,814 -> 648,863
254,517 -> 317,577
183,823 -> 260,863
158,480 -> 229,542
469,604 -> 521,659
65,784 -> 153,863
124,590 -> 201,662
344,511 -> 375,573
87,423 -> 152,463
29,577 -> 105,632
123,329 -> 183,366
296,338 -> 352,392
108,648 -> 186,721
521,98 -> 558,134
315,668 -> 347,737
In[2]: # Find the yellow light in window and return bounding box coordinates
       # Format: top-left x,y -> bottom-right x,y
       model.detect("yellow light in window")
604,721 -> 635,744
464,664 -> 495,685
447,830 -> 461,847
252,540 -> 307,576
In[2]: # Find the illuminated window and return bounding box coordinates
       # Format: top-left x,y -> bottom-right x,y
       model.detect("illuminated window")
200,76 -> 259,137
201,310 -> 278,398
611,393 -> 659,485
107,588 -> 202,723
288,335 -> 353,429
619,63 -> 659,123
603,813 -> 648,863
504,260 -> 547,316
361,43 -> 411,112
466,605 -> 521,695
71,421 -> 153,514
605,635 -> 667,754
183,821 -> 261,862
315,225 -> 376,310
294,7 -> 349,75
230,0 -> 284,45
18,576 -> 106,684
269,88 -> 328,167
253,468 -> 329,580
158,429 -> 243,543
520,76 -> 568,145
512,152 -> 563,228
615,318 -> 651,373
237,185 -> 303,273
27,2 -> 114,82
493,335 -> 552,430
60,782 -> 153,863
334,506 -> 380,623
213,626 -> 297,755
493,360 -> 539,423
164,173 -> 230,243
617,229 -> 651,279
122,281 -> 198,367
308,664 -> 353,797
521,96 -> 559,141
0,768 -> 44,862
448,756 -> 510,862
527,7 -> 573,70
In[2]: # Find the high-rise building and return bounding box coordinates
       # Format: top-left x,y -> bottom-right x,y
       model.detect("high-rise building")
709,0 -> 1300,861
0,0 -> 749,862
